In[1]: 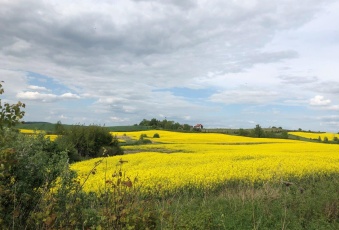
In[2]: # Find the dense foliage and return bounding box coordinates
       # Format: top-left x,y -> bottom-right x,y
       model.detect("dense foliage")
0,82 -> 25,130
138,118 -> 192,131
237,124 -> 289,139
0,130 -> 68,228
55,123 -> 123,162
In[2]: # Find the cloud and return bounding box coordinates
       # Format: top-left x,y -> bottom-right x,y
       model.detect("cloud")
210,89 -> 279,105
309,95 -> 339,110
16,91 -> 80,102
2,39 -> 31,54
309,95 -> 331,106
1,0 -> 339,131
278,75 -> 318,84
27,85 -> 49,91
318,115 -> 339,127
312,81 -> 339,94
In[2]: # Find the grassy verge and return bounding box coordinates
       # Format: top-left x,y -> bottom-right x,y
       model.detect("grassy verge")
154,174 -> 338,229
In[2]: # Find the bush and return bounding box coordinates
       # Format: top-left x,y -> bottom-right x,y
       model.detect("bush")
0,130 -> 68,228
323,136 -> 329,143
153,133 -> 160,138
139,134 -> 148,139
55,124 -> 123,161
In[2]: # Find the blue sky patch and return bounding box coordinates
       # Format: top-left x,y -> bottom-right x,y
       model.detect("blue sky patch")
26,72 -> 73,94
155,87 -> 216,99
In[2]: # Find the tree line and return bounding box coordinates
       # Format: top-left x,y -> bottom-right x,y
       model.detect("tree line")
238,124 -> 289,139
138,118 -> 192,131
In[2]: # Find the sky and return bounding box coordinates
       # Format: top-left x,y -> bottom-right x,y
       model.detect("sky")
1,0 -> 339,131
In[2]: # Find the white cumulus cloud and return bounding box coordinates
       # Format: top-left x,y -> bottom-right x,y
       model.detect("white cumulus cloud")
309,95 -> 331,106
17,91 -> 80,102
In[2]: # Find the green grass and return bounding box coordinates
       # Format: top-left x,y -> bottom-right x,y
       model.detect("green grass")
154,174 -> 339,229
16,122 -> 56,132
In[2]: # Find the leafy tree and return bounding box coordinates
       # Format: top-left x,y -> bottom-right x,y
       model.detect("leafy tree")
149,118 -> 159,128
139,119 -> 150,126
281,131 -> 289,139
55,124 -> 123,161
239,128 -> 250,136
0,81 -> 25,130
55,120 -> 66,134
183,124 -> 192,131
252,124 -> 265,138
323,136 -> 329,143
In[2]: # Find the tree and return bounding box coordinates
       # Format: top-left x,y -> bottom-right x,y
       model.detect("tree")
55,124 -> 123,161
323,136 -> 329,143
55,120 -> 66,134
253,124 -> 265,138
0,81 -> 25,130
139,119 -> 150,126
281,131 -> 289,139
239,128 -> 249,136
149,118 -> 159,128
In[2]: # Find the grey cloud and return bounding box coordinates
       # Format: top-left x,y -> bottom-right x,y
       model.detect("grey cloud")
131,0 -> 197,9
0,0 -> 323,66
318,115 -> 339,128
1,0 -> 337,127
312,81 -> 339,94
278,75 -> 319,84
209,89 -> 279,105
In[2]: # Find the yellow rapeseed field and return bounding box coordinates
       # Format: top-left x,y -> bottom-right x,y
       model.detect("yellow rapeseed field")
19,129 -> 43,134
289,131 -> 339,141
19,129 -> 59,141
71,130 -> 339,195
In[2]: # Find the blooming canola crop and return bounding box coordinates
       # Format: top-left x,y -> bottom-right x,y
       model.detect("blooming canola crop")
289,131 -> 339,141
19,129 -> 59,141
71,130 -> 339,195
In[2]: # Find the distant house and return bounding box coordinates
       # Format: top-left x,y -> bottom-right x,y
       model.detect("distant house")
193,124 -> 203,130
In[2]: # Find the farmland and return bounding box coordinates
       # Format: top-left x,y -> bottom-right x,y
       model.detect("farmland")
72,131 -> 339,195
289,131 -> 339,141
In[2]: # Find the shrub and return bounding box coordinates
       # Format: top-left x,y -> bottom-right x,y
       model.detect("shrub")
139,134 -> 148,139
55,125 -> 123,161
153,133 -> 160,138
0,130 -> 68,228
